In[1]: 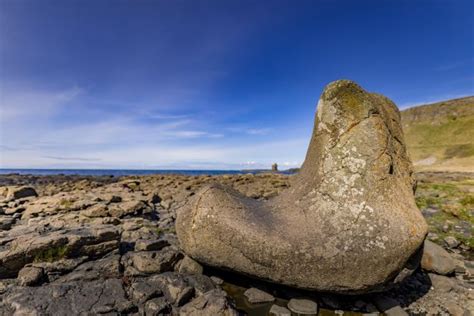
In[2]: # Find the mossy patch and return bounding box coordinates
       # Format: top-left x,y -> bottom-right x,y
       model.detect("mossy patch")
34,246 -> 69,263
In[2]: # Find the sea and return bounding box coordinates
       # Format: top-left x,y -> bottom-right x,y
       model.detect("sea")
0,169 -> 280,177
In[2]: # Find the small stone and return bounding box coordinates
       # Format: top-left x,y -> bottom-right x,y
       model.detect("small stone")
126,248 -> 180,274
269,304 -> 291,316
134,239 -> 168,251
421,240 -> 456,275
210,276 -> 224,285
17,266 -> 44,286
444,236 -> 460,248
287,299 -> 318,315
176,255 -> 203,275
144,297 -> 170,315
243,287 -> 275,304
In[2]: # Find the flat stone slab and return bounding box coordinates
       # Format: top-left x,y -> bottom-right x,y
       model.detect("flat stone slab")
287,298 -> 318,315
243,287 -> 275,304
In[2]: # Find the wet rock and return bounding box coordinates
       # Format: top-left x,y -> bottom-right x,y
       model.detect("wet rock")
176,255 -> 203,275
444,236 -> 460,248
184,274 -> 216,296
17,266 -> 44,286
421,240 -> 456,275
243,287 -> 275,304
269,304 -> 292,316
177,80 -> 427,293
179,289 -> 238,316
6,186 -> 37,200
287,298 -> 318,315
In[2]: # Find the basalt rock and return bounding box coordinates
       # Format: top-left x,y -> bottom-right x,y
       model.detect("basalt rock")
176,80 -> 428,293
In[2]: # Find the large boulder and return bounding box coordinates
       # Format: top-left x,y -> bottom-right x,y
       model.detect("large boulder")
176,80 -> 427,293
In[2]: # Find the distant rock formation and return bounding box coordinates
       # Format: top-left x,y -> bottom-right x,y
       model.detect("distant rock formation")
176,80 -> 428,293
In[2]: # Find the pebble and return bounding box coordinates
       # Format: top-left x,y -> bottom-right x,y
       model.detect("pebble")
269,304 -> 291,316
444,236 -> 460,248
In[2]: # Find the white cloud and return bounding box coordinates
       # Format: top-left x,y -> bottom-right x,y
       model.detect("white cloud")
0,85 -> 82,121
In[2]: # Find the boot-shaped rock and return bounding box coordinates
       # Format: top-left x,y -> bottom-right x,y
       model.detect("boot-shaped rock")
176,80 -> 427,293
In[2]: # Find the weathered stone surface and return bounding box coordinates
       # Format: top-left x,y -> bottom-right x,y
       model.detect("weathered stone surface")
176,80 -> 428,293
179,289 -> 238,316
0,225 -> 120,278
17,266 -> 44,286
122,247 -> 181,275
421,240 -> 456,275
152,272 -> 194,306
3,279 -> 135,315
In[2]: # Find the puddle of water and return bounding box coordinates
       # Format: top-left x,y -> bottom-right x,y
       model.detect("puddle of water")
221,280 -> 367,316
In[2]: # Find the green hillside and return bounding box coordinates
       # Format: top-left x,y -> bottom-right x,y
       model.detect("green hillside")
401,96 -> 474,172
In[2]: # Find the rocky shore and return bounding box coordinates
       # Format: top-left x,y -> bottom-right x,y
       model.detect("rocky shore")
0,171 -> 472,315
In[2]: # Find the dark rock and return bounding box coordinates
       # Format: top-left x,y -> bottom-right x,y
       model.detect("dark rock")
373,297 -> 408,316
128,278 -> 163,304
6,186 -> 37,200
153,272 -> 194,306
3,279 -> 135,314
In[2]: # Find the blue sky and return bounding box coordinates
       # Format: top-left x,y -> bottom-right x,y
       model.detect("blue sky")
1,0 -> 473,169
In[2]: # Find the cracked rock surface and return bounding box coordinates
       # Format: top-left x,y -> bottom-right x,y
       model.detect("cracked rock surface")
176,80 -> 428,293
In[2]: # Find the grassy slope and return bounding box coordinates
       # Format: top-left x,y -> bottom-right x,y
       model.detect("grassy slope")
401,96 -> 474,172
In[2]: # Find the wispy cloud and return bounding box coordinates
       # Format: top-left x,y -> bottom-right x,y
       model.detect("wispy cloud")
42,156 -> 102,162
0,85 -> 82,121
